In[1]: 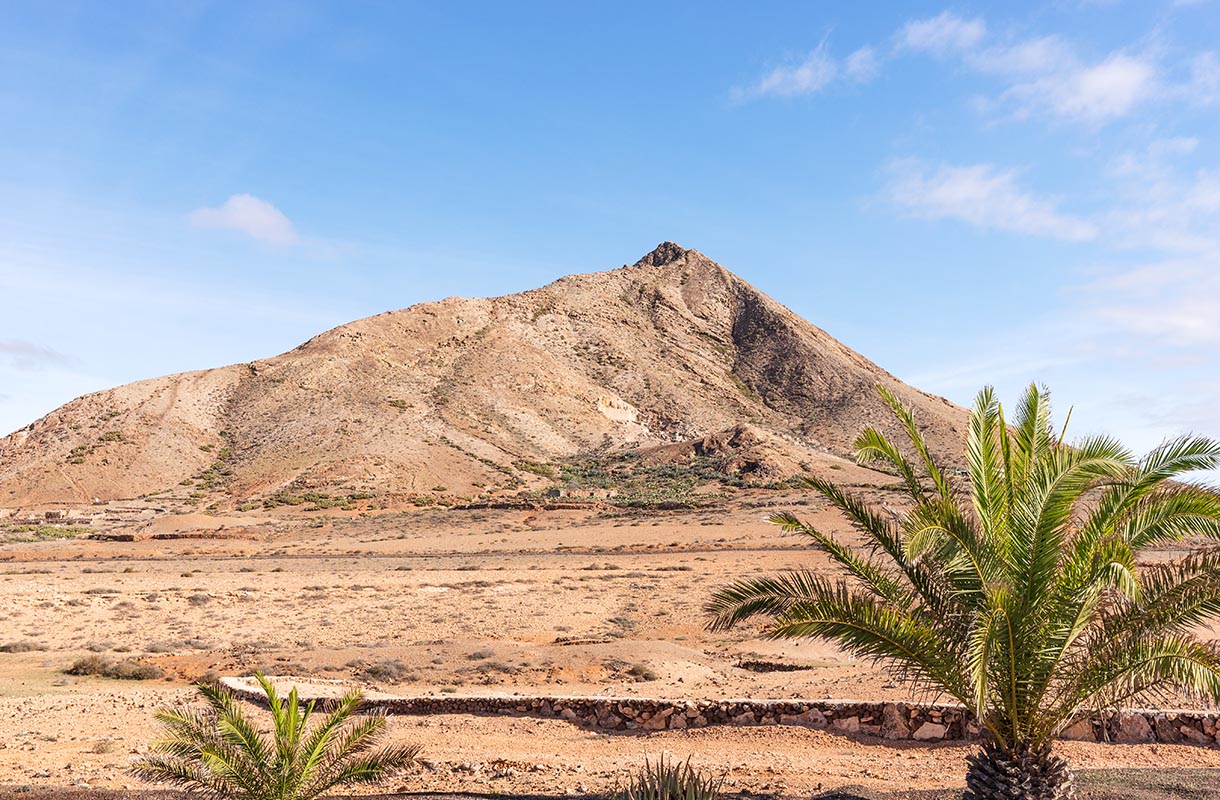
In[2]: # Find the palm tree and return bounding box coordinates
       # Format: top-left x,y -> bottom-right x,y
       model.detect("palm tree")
131,673 -> 420,800
708,384 -> 1220,800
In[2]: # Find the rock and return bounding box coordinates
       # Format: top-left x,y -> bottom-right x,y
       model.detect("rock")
642,714 -> 668,731
1154,715 -> 1182,743
733,711 -> 756,725
832,716 -> 860,734
1182,725 -> 1211,745
912,722 -> 947,741
1115,712 -> 1154,743
669,714 -> 687,730
1061,719 -> 1094,741
780,709 -> 826,727
880,704 -> 911,740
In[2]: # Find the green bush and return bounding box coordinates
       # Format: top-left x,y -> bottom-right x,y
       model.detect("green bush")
616,756 -> 721,800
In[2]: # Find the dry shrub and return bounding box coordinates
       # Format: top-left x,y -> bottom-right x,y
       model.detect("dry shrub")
66,654 -> 164,680
0,641 -> 48,653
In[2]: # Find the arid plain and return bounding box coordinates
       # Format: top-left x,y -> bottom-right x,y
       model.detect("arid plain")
4,494 -> 1219,797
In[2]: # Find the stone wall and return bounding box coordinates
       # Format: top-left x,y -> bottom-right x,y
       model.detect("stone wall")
219,679 -> 1219,746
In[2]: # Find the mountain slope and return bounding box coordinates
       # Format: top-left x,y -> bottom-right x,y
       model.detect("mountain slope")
0,243 -> 966,507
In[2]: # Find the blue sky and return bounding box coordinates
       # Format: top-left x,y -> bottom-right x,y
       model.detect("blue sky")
2,1 -> 1219,465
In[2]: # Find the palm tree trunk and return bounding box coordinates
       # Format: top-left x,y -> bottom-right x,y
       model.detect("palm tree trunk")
964,740 -> 1075,800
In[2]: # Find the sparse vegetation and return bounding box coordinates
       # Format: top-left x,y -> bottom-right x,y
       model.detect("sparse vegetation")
358,659 -> 415,683
1,525 -> 93,542
66,654 -> 164,680
0,640 -> 48,653
262,488 -> 375,511
513,458 -> 555,477
627,663 -> 659,681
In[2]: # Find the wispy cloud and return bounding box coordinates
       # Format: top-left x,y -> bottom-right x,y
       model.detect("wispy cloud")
885,159 -> 1098,241
1001,52 -> 1158,124
1100,138 -> 1220,255
189,194 -> 299,246
736,41 -> 879,99
893,11 -> 1212,125
0,339 -> 74,371
1183,52 -> 1220,104
843,46 -> 880,82
1078,259 -> 1220,347
895,11 -> 986,56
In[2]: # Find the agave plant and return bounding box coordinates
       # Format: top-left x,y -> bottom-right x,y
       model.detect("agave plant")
708,384 -> 1220,800
131,673 -> 420,800
615,754 -> 722,800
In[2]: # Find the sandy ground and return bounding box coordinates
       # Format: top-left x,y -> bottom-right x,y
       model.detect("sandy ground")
2,493 -> 1219,796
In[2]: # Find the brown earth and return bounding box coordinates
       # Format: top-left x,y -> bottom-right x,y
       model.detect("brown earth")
2,496 -> 1218,797
0,242 -> 965,514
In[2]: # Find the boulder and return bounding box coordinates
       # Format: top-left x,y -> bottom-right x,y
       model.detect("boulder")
1114,712 -> 1154,743
880,704 -> 911,740
912,722 -> 948,741
1060,719 -> 1094,742
832,716 -> 860,734
1154,715 -> 1182,743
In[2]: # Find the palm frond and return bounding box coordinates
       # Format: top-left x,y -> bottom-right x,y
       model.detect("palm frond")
769,511 -> 910,605
706,571 -> 837,632
875,385 -> 954,501
966,386 -> 1006,541
853,426 -> 928,502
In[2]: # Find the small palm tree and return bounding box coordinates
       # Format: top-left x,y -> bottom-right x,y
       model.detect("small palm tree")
708,384 -> 1220,800
132,673 -> 420,800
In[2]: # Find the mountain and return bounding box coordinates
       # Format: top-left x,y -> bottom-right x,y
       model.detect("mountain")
0,243 -> 966,510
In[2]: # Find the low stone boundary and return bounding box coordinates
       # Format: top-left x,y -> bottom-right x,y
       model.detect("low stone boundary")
219,678 -> 1218,746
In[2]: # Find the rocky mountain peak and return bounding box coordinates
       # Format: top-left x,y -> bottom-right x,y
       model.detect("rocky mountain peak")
633,241 -> 691,268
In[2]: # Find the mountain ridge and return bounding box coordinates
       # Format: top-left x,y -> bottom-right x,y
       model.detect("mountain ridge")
0,243 -> 966,509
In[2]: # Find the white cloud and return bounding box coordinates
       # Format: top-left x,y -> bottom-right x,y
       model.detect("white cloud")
0,339 -> 73,371
1003,52 -> 1157,123
1078,259 -> 1220,347
737,41 -> 881,99
1101,140 -> 1220,255
1185,52 -> 1220,103
739,43 -> 838,98
189,194 -> 298,246
886,160 -> 1098,241
891,12 -> 1220,125
844,47 -> 880,82
896,12 -> 986,56
969,35 -> 1075,75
